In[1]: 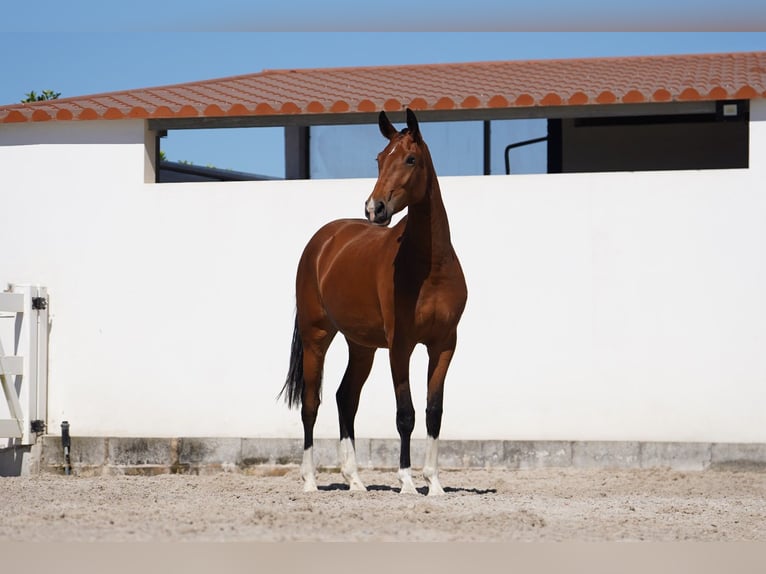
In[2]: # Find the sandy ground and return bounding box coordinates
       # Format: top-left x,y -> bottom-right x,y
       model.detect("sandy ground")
1,467 -> 764,542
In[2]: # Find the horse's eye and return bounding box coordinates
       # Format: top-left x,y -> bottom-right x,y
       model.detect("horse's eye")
406,155 -> 416,166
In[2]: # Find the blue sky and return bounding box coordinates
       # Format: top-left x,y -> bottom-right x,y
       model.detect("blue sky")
2,32 -> 765,176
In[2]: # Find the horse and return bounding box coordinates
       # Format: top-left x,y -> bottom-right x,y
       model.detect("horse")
279,108 -> 467,495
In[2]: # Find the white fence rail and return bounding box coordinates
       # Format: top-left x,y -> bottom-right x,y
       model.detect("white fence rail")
0,285 -> 49,445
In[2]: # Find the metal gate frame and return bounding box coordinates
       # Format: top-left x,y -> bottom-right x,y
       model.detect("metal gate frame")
0,285 -> 49,445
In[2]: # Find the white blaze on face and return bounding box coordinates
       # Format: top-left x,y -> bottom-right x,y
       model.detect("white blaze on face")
366,198 -> 376,222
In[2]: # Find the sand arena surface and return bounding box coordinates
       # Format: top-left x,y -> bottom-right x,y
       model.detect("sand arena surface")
1,467 -> 764,542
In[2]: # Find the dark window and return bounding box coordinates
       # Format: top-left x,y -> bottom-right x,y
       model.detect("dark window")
548,100 -> 749,173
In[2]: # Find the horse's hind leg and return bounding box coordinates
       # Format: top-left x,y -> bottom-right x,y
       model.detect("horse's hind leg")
336,340 -> 376,491
300,327 -> 335,492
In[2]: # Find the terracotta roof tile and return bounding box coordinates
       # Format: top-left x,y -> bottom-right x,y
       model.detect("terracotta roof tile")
2,51 -> 765,124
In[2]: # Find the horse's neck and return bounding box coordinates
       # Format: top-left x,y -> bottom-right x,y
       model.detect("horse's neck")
402,171 -> 454,267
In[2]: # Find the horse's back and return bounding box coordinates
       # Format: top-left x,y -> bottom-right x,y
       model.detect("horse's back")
299,218 -> 393,273
303,218 -> 374,250
296,218 -> 399,347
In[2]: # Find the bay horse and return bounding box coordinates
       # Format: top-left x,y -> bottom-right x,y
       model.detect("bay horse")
280,109 -> 467,495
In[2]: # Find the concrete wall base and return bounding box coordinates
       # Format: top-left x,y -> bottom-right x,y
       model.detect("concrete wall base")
0,440 -> 41,476
3,436 -> 764,477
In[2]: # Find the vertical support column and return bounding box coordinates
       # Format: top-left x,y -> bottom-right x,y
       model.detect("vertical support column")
144,122 -> 161,183
546,118 -> 563,174
10,285 -> 48,445
483,120 -> 491,176
285,125 -> 310,180
33,286 -> 48,438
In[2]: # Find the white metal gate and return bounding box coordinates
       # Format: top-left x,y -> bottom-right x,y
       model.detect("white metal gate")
0,285 -> 49,445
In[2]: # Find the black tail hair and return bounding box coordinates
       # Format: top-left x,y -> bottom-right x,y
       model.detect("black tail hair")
278,315 -> 304,409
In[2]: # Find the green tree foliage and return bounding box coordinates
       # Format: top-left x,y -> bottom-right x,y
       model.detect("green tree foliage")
22,90 -> 61,103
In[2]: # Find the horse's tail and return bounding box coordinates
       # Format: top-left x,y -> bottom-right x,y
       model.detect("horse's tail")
278,315 -> 304,409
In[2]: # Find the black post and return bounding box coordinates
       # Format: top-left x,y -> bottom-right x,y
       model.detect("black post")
483,120 -> 491,175
61,421 -> 71,475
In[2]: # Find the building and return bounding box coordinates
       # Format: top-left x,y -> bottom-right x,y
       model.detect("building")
1,52 -> 765,474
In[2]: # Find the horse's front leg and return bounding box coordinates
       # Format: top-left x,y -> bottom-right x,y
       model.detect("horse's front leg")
423,337 -> 457,496
389,344 -> 418,494
336,341 -> 376,491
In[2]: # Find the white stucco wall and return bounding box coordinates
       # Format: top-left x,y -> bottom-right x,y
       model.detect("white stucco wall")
750,99 -> 766,170
1,114 -> 765,443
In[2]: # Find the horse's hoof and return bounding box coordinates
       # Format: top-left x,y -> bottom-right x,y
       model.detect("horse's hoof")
302,476 -> 319,492
425,475 -> 445,496
349,480 -> 367,492
397,468 -> 419,494
342,469 -> 367,492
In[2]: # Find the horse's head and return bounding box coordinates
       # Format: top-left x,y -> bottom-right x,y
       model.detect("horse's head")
365,108 -> 429,226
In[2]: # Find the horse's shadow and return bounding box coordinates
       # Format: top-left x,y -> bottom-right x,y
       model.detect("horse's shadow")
318,483 -> 496,495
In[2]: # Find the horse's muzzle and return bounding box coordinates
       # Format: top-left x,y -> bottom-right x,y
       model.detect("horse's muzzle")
366,199 -> 391,226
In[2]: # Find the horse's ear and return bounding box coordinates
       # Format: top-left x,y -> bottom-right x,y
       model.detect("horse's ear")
379,111 -> 397,140
405,108 -> 421,143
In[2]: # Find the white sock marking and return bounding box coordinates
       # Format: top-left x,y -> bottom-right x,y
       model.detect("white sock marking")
338,438 -> 366,491
301,447 -> 318,492
423,436 -> 445,496
398,467 -> 418,495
